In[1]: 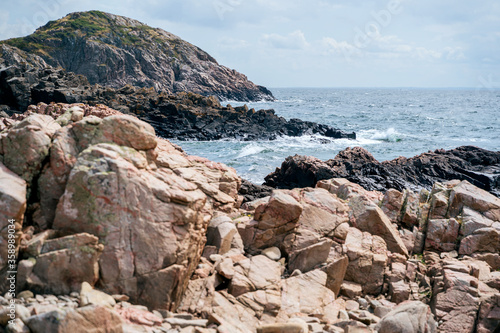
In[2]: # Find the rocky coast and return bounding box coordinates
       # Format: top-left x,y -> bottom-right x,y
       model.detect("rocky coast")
0,44 -> 355,141
0,103 -> 499,333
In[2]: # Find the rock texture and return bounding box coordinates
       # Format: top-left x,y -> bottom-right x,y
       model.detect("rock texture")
3,11 -> 274,102
1,101 -> 500,332
0,45 -> 355,141
264,146 -> 500,197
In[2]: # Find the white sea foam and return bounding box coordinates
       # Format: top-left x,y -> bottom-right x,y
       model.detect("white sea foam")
365,128 -> 403,142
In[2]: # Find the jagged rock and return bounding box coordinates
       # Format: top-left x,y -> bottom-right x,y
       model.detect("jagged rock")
264,146 -> 500,198
348,195 -> 408,256
425,219 -> 460,252
344,228 -> 388,295
375,301 -> 436,333
476,293 -> 500,333
52,142 -> 209,310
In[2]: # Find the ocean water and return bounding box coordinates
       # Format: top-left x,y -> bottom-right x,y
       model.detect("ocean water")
171,88 -> 500,184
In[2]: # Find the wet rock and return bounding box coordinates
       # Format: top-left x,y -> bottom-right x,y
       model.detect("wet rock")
264,146 -> 500,198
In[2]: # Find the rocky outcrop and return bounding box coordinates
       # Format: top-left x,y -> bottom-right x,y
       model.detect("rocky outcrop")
264,146 -> 500,197
0,45 -> 355,141
1,102 -> 500,332
0,104 -> 241,312
3,11 -> 274,102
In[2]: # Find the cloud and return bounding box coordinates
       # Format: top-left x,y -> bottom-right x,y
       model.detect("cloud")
261,30 -> 308,50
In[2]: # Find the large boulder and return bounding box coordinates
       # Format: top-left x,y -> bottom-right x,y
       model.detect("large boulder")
1,114 -> 60,185
375,301 -> 437,333
52,143 -> 209,310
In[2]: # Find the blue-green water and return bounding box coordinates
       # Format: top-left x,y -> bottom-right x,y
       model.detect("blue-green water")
172,88 -> 500,184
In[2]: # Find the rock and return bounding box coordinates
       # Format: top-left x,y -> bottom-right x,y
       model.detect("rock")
323,255 -> 349,297
280,269 -> 338,321
348,195 -> 408,256
19,233 -> 103,295
256,321 -> 309,333
476,293 -> 500,333
0,163 -> 26,282
51,140 -> 211,310
459,227 -> 500,255
0,304 -> 30,325
375,301 -> 436,333
115,303 -> 162,326
389,280 -> 410,304
344,228 -> 388,295
288,239 -> 333,273
206,216 -> 237,255
215,258 -> 235,280
80,282 -> 116,308
261,247 -> 281,261
165,318 -> 209,328
340,281 -> 363,299
25,306 -> 124,333
448,180 -> 500,220
264,146 -> 500,198
425,219 -> 460,252
380,189 -> 404,223
229,255 -> 281,297
1,114 -> 60,185
433,287 -> 480,333
5,318 -> 31,333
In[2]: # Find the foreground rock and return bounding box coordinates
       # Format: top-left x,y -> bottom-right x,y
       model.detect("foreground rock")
0,105 -> 241,311
0,45 -> 355,141
264,146 -> 500,197
2,11 -> 273,102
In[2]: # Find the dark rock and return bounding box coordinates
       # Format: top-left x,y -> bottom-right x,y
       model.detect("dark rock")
264,146 -> 500,197
239,179 -> 274,203
2,11 -> 273,102
0,44 -> 355,141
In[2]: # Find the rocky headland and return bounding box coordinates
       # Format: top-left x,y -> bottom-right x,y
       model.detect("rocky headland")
0,44 -> 355,141
2,11 -> 274,102
0,103 -> 499,333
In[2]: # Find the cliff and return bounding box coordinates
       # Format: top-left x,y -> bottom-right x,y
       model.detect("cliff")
2,10 -> 274,102
0,44 -> 355,140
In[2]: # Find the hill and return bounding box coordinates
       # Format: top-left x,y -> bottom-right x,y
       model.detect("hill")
2,11 -> 274,101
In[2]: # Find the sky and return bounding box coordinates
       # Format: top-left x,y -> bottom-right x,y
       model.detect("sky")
1,0 -> 499,89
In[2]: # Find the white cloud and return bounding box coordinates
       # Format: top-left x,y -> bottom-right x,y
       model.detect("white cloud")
261,30 -> 309,50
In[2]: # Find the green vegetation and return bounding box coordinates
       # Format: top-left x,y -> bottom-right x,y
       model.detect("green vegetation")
2,10 -> 170,56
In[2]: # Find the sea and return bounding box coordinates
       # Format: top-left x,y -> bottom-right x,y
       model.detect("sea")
171,88 -> 500,184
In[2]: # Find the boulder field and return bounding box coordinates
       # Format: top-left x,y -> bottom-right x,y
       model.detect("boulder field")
0,103 -> 499,333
